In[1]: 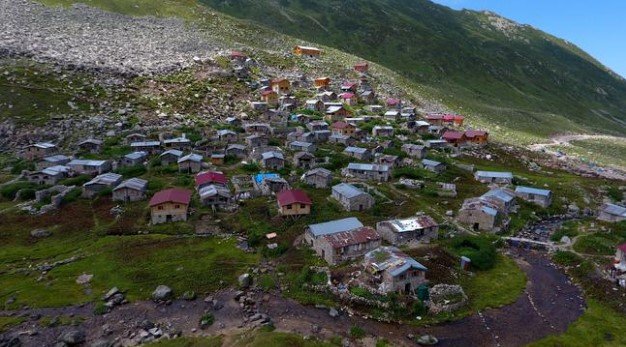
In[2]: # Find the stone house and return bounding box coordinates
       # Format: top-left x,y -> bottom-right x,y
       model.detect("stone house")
159,150 -> 183,166
515,186 -> 552,208
305,99 -> 325,112
372,126 -> 394,137
163,137 -> 192,150
26,166 -> 70,185
614,243 -> 626,271
67,159 -> 112,176
343,146 -> 371,161
288,141 -> 316,153
317,91 -> 337,102
260,151 -> 285,170
199,185 -> 232,208
276,189 -> 312,217
78,139 -> 103,154
345,163 -> 390,182
421,159 -> 446,174
125,133 -> 146,144
253,173 -> 290,195
401,144 -> 427,159
245,134 -> 269,148
302,168 -> 333,188
329,134 -> 356,146
23,142 -> 58,160
225,144 -> 247,158
250,101 -> 269,111
178,153 -> 203,173
82,173 -> 123,198
598,203 -> 626,223
325,105 -> 351,122
384,110 -> 400,121
363,246 -> 428,294
112,178 -> 148,202
376,154 -> 401,168
360,90 -> 376,104
216,129 -> 238,143
425,140 -> 449,149
121,151 -> 148,167
130,141 -> 162,155
481,188 -> 517,212
149,188 -> 192,224
376,214 -> 439,245
315,227 -> 382,265
331,183 -> 375,211
37,155 -> 70,170
474,171 -> 514,184
457,198 -> 508,232
294,152 -> 316,169
313,130 -> 331,143
304,217 -> 363,246
306,121 -> 329,132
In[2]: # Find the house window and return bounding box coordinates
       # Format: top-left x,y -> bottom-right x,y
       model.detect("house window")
300,204 -> 306,209
158,206 -> 164,210
175,204 -> 180,209
286,205 -> 292,210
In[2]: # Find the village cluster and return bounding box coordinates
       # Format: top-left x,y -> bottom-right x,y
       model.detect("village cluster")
12,45 -> 626,299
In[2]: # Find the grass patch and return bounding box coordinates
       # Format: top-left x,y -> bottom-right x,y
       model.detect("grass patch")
0,316 -> 26,333
233,331 -> 335,347
146,336 -> 223,347
530,300 -> 626,347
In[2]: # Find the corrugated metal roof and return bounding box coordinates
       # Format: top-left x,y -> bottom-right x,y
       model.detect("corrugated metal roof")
308,217 -> 364,237
68,159 -> 108,167
261,151 -> 284,160
364,246 -> 427,276
178,153 -> 203,163
160,149 -> 183,157
332,183 -> 367,198
603,203 -> 626,216
84,173 -> 122,186
131,141 -> 161,147
199,184 -> 231,199
40,165 -> 70,176
124,151 -> 148,160
42,155 -> 70,163
515,186 -> 551,197
482,188 -> 515,203
114,178 -> 148,191
475,171 -> 513,179
421,159 -> 443,167
347,163 -> 389,172
344,146 -> 368,154
30,142 -> 56,149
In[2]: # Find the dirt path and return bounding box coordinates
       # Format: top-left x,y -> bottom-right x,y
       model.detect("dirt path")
527,134 -> 626,152
0,250 -> 584,347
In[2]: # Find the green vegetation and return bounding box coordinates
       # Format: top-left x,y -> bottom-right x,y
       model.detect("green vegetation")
146,336 -> 223,347
461,255 -> 526,310
531,300 -> 626,347
201,0 -> 626,142
349,326 -> 366,339
0,316 -> 26,333
449,236 -> 498,270
573,233 -> 623,256
233,331 -> 335,347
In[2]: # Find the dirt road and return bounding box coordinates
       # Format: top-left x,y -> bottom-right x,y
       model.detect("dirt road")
0,251 -> 584,347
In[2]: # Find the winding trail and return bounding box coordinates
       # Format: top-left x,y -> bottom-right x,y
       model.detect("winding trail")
0,250 -> 585,347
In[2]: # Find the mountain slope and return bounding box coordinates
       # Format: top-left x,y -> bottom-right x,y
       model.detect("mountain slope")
199,0 -> 626,139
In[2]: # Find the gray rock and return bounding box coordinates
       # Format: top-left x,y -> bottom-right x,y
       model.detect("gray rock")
328,307 -> 339,318
181,291 -> 196,301
0,336 -> 22,347
30,229 -> 51,238
238,273 -> 252,288
151,285 -> 173,301
89,339 -> 112,347
59,330 -> 86,345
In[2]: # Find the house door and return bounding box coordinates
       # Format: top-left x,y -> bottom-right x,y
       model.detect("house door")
404,283 -> 411,294
473,223 -> 480,231
321,250 -> 325,259
166,215 -> 172,222
359,205 -> 363,211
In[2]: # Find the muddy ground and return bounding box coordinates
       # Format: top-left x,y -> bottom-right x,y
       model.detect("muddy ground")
0,250 -> 584,347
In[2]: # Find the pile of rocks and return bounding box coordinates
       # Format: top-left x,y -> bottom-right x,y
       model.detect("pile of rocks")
102,287 -> 128,312
428,284 -> 468,314
0,0 -> 223,76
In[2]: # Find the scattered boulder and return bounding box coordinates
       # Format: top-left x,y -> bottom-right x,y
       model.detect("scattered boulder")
76,273 -> 93,285
152,285 -> 173,302
30,229 -> 51,238
0,336 -> 21,347
181,291 -> 196,301
238,273 -> 252,288
328,307 -> 339,318
58,330 -> 86,346
89,339 -> 112,347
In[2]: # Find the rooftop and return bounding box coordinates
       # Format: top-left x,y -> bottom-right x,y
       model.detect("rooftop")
308,217 -> 364,238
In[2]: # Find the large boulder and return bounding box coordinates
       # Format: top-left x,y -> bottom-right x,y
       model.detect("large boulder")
59,330 -> 86,346
151,285 -> 173,302
238,273 -> 252,289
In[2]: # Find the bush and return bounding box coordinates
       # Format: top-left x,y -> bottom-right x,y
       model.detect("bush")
93,302 -> 109,315
450,236 -> 497,270
199,313 -> 214,329
9,159 -> 35,174
61,188 -> 82,205
0,181 -> 37,199
115,164 -> 147,178
349,326 -> 366,339
18,188 -> 36,200
59,174 -> 91,187
242,162 -> 260,173
553,251 -> 583,266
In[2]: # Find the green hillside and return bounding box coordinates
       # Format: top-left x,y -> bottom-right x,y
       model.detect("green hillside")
199,0 -> 626,139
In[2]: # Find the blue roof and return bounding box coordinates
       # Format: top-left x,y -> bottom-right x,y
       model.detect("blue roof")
124,151 -> 148,160
421,159 -> 443,167
308,217 -> 364,237
482,206 -> 498,216
344,146 -> 368,154
332,183 -> 366,198
254,173 -> 279,184
347,163 -> 389,172
475,171 -> 513,179
515,186 -> 551,197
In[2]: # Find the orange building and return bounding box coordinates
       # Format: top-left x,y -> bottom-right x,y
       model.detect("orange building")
294,45 -> 322,57
354,62 -> 369,73
270,78 -> 291,94
261,90 -> 278,105
465,130 -> 489,145
315,77 -> 331,89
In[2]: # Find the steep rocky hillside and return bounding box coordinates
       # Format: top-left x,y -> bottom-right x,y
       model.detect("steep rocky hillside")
200,0 -> 626,141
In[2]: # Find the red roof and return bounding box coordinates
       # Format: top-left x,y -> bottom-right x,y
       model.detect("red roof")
443,114 -> 464,122
332,121 -> 352,129
195,171 -> 228,187
276,189 -> 312,207
618,243 -> 626,253
442,130 -> 465,141
261,90 -> 276,96
340,92 -> 355,99
386,98 -> 400,106
149,188 -> 192,207
322,227 -> 381,249
230,51 -> 246,59
426,114 -> 444,120
465,130 -> 488,138
271,78 -> 288,84
342,82 -> 357,88
355,62 -> 368,68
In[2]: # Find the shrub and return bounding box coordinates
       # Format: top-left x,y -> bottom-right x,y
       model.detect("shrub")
553,251 -> 583,266
93,302 -> 109,315
199,313 -> 215,329
59,174 -> 91,187
349,326 -> 366,339
115,164 -> 147,178
61,188 -> 82,205
18,188 -> 36,200
0,182 -> 37,199
450,236 -> 497,270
